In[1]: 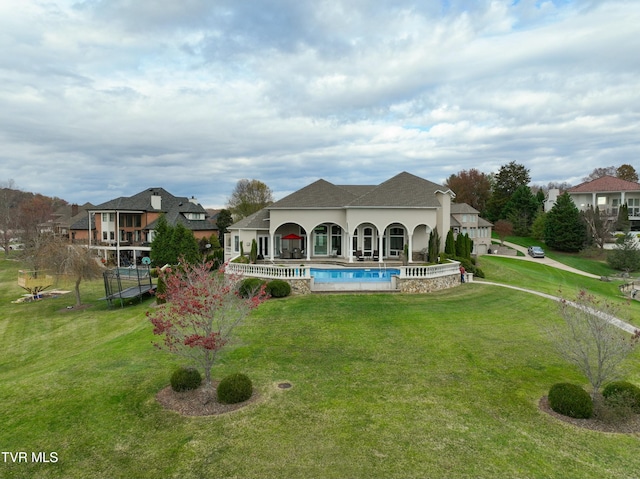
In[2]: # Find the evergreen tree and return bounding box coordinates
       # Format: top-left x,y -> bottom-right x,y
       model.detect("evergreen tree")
445,230 -> 456,255
607,232 -> 640,272
455,232 -> 465,257
503,185 -> 539,236
465,233 -> 473,258
485,161 -> 531,222
544,192 -> 585,252
616,203 -> 630,232
535,189 -> 546,209
216,209 -> 233,235
250,239 -> 258,263
150,214 -> 173,266
151,214 -> 201,266
530,210 -> 546,240
428,227 -> 440,263
172,223 -> 200,264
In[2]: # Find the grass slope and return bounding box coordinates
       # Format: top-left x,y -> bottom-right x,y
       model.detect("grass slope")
1,258 -> 639,478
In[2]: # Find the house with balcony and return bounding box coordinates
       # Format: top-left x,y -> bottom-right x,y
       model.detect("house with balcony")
71,187 -> 217,266
567,176 -> 640,230
224,171 -> 492,263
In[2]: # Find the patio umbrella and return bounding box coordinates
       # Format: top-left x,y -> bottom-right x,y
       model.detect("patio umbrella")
282,233 -> 303,254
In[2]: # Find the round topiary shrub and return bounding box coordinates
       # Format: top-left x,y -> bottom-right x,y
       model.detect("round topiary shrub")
548,383 -> 593,419
170,367 -> 202,392
238,277 -> 266,298
602,381 -> 640,413
266,279 -> 291,298
217,373 -> 253,404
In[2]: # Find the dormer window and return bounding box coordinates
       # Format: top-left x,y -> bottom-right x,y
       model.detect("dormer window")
184,213 -> 205,220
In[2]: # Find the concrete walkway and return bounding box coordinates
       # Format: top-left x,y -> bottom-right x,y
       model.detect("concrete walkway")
474,280 -> 638,334
477,243 -> 638,334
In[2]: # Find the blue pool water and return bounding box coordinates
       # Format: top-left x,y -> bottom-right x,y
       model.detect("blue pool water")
311,268 -> 400,283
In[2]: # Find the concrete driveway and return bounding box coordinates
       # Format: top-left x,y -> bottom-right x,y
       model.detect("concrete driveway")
490,241 -> 601,280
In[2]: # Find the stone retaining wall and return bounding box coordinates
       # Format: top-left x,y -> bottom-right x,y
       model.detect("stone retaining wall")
397,274 -> 459,293
287,279 -> 312,295
281,273 -> 460,295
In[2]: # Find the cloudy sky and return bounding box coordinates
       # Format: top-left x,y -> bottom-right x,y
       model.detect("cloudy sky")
1,0 -> 638,208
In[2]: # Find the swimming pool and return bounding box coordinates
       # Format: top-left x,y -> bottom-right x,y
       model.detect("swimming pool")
311,268 -> 400,283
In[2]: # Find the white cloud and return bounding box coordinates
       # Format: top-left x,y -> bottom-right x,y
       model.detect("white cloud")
0,0 -> 638,207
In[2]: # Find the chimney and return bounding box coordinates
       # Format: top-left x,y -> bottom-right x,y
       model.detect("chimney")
189,195 -> 198,205
151,193 -> 162,210
71,204 -> 79,217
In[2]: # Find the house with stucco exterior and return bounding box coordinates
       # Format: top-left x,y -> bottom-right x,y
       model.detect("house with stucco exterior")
567,175 -> 640,230
224,172 -> 492,263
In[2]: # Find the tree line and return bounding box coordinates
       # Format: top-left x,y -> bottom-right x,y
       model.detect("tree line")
445,162 -> 640,271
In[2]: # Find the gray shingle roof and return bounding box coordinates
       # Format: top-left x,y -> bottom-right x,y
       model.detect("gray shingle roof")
231,208 -> 270,230
269,172 -> 452,210
347,172 -> 452,208
451,203 -> 479,214
270,179 -> 360,208
88,187 -> 214,232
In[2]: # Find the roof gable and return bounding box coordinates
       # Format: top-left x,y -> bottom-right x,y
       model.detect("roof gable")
270,179 -> 359,208
568,175 -> 640,193
348,172 -> 452,208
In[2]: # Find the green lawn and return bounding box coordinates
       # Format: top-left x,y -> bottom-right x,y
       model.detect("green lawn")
1,258 -> 640,478
497,234 -> 619,278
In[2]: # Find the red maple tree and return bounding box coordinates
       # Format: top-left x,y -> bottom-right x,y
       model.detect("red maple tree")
147,259 -> 268,387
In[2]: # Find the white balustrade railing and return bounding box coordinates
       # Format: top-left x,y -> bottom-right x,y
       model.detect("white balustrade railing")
226,261 -> 459,281
399,261 -> 460,279
226,263 -> 310,279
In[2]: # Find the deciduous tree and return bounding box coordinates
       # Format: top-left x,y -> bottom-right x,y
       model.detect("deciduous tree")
34,238 -> 104,306
227,179 -> 273,220
493,219 -> 513,245
582,205 -> 614,249
549,290 -> 640,398
147,260 -> 268,388
616,164 -> 638,182
0,180 -> 21,256
444,169 -> 492,214
583,166 -> 617,182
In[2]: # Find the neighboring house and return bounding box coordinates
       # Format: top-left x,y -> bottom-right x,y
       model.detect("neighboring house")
41,202 -> 95,241
567,176 -> 640,230
544,188 -> 560,212
449,203 -> 493,255
71,187 -> 217,266
224,172 -> 492,263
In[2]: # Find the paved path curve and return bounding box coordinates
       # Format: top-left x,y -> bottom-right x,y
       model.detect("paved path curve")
477,244 -> 637,334
474,280 -> 638,334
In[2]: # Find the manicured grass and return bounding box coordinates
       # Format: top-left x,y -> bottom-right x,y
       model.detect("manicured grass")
1,258 -> 640,478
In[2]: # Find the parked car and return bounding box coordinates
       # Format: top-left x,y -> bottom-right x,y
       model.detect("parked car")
528,246 -> 545,258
